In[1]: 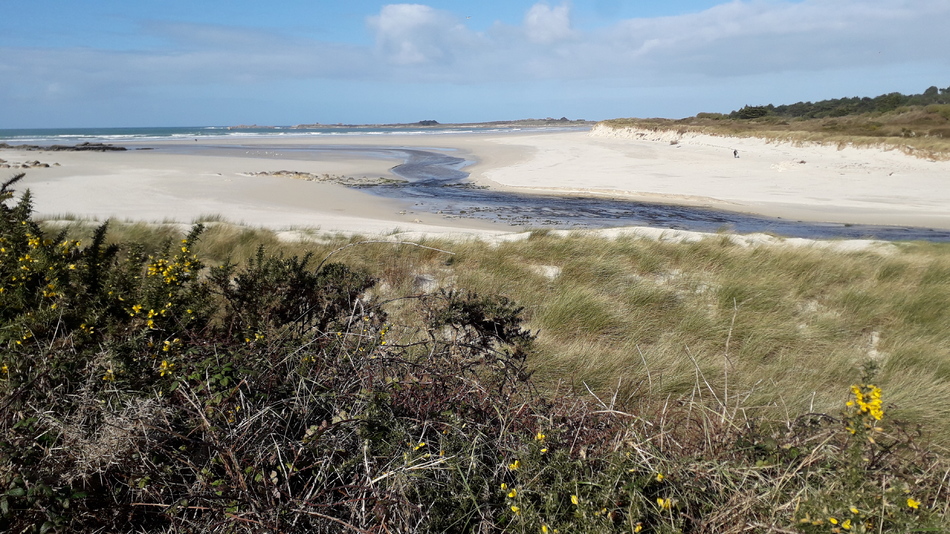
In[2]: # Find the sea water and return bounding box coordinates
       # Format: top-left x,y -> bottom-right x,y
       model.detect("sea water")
0,125 -> 541,145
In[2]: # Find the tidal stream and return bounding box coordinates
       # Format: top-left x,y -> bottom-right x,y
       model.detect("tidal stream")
191,143 -> 950,242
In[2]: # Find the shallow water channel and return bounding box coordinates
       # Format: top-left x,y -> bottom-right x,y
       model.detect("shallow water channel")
199,144 -> 950,242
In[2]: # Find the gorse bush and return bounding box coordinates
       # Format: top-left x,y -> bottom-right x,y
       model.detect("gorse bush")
1,173 -> 540,532
2,173 -> 948,532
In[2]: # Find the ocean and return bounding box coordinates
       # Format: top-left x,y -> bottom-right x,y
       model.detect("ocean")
0,124 -> 558,145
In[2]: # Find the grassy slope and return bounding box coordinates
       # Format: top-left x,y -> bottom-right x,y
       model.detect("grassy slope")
600,104 -> 950,160
70,221 -> 950,445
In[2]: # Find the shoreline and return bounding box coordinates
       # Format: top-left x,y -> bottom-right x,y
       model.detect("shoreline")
4,127 -> 950,241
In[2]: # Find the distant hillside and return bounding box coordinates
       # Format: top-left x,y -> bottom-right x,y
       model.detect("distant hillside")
601,85 -> 950,160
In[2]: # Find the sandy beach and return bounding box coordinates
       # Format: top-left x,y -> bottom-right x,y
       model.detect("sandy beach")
5,126 -> 950,240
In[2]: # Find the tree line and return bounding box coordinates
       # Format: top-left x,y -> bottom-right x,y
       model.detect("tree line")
729,85 -> 950,120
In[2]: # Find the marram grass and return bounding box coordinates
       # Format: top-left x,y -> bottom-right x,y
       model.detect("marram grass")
45,216 -> 950,442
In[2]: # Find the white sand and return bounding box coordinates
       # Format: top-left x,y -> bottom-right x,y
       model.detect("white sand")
8,139 -> 510,237
5,126 -> 949,249
474,125 -> 950,230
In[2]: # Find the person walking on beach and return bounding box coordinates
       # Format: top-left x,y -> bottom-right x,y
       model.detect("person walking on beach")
733,149 -> 739,158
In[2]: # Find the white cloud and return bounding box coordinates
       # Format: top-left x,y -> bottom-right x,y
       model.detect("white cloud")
368,4 -> 475,65
524,2 -> 576,44
5,0 -> 947,87
603,0 -> 950,77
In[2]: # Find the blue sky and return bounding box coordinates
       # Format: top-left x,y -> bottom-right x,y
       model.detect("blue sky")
2,1 -> 948,127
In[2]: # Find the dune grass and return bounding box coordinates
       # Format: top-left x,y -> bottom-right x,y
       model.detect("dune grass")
48,218 -> 950,445
601,105 -> 950,160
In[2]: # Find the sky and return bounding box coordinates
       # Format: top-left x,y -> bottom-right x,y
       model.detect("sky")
1,0 -> 948,128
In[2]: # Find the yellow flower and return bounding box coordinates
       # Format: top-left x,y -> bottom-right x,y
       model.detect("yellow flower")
657,497 -> 672,510
510,505 -> 520,515
570,494 -> 579,505
829,517 -> 838,525
634,523 -> 643,533
508,459 -> 521,471
508,489 -> 517,498
656,473 -> 664,482
907,497 -> 921,509
413,442 -> 426,451
500,483 -> 508,490
103,369 -> 115,382
158,360 -> 175,377
849,506 -> 859,514
1,364 -> 9,375
841,519 -> 852,530
541,525 -> 550,533
849,384 -> 885,421
535,431 -> 546,442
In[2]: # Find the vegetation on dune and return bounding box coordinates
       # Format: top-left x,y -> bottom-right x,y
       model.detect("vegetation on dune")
729,85 -> 950,120
3,174 -> 950,532
601,85 -> 950,159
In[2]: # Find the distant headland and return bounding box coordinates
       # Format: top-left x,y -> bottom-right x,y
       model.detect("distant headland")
226,117 -> 595,130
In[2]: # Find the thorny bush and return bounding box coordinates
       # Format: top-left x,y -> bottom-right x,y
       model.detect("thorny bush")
0,174 -> 539,532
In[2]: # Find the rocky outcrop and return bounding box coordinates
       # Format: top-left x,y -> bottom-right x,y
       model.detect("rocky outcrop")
0,142 -> 126,152
0,159 -> 56,169
242,170 -> 406,187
